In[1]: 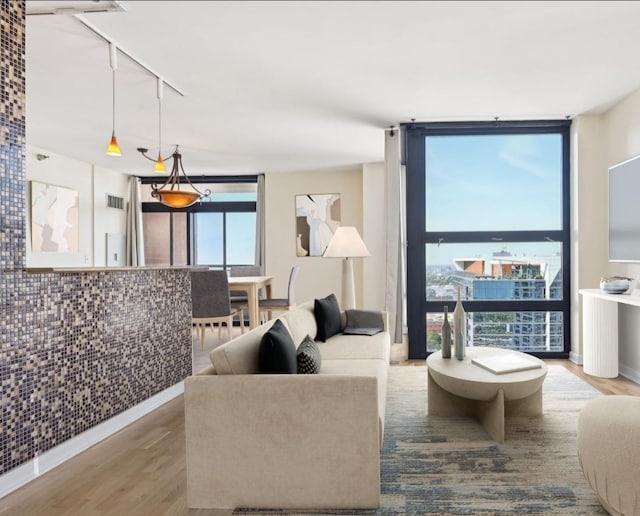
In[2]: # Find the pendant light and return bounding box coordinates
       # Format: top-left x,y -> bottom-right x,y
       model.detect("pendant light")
154,78 -> 166,172
105,43 -> 122,157
137,145 -> 211,208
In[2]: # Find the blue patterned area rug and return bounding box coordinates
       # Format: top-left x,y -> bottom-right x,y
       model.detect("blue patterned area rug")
237,364 -> 607,515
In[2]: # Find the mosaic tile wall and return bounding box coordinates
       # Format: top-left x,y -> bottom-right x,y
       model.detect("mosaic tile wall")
0,1 -> 192,476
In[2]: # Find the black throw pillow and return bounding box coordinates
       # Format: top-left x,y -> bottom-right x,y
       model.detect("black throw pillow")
258,319 -> 297,373
314,293 -> 342,342
297,335 -> 322,374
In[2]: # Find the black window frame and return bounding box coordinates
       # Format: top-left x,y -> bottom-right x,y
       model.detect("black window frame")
403,120 -> 571,360
140,175 -> 257,267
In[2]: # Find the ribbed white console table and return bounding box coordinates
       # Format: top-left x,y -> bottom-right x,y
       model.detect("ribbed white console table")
579,289 -> 640,378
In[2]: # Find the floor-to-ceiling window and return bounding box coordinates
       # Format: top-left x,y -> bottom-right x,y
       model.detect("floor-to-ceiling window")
140,176 -> 257,268
404,120 -> 571,359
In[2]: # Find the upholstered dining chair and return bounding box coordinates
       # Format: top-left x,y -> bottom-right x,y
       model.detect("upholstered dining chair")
191,270 -> 244,350
258,265 -> 300,322
229,265 -> 262,304
229,265 -> 263,328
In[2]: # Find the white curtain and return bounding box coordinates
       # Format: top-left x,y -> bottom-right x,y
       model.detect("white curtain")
126,176 -> 145,266
255,173 -> 266,273
385,129 -> 406,344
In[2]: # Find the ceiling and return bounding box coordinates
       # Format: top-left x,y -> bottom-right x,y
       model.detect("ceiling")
25,0 -> 640,176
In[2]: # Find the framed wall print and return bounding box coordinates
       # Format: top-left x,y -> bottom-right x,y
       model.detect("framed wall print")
295,193 -> 341,257
30,181 -> 79,253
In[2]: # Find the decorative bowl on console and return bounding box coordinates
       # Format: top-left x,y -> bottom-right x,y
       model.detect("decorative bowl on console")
599,276 -> 632,294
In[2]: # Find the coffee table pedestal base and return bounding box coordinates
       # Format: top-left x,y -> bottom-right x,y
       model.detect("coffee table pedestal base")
427,370 -> 542,443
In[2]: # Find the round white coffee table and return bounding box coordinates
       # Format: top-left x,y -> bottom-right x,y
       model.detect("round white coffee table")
426,347 -> 547,443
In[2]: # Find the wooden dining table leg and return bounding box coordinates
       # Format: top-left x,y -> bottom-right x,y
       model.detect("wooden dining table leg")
264,282 -> 274,324
248,284 -> 259,330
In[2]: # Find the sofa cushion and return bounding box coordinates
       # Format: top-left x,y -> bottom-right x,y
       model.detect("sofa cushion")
259,319 -> 297,374
314,294 -> 342,342
297,335 -> 322,374
210,324 -> 270,375
343,309 -> 384,336
281,301 -> 317,346
318,332 -> 390,363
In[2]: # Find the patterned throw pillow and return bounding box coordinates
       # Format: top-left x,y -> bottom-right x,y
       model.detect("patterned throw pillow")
297,335 -> 322,374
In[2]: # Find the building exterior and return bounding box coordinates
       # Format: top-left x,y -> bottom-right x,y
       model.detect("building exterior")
427,252 -> 563,353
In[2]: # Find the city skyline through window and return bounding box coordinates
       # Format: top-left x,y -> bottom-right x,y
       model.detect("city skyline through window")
405,120 -> 571,359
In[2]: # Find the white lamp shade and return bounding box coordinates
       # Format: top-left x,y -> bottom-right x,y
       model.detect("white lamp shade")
323,226 -> 370,258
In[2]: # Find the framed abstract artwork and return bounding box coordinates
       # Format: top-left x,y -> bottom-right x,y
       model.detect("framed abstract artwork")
295,193 -> 341,257
30,181 -> 79,253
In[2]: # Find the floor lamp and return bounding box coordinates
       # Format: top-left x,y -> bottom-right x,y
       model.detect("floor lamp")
323,226 -> 370,310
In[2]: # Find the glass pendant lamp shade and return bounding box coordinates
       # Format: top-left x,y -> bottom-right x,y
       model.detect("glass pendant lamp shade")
154,153 -> 166,172
155,190 -> 200,208
106,132 -> 122,156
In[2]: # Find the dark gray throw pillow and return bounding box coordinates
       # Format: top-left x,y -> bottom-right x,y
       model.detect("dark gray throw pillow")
297,335 -> 321,374
258,319 -> 297,373
343,309 -> 384,336
314,293 -> 342,342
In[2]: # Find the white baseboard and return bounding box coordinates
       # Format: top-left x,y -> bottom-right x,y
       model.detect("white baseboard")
0,381 -> 184,500
569,351 -> 583,365
619,364 -> 640,384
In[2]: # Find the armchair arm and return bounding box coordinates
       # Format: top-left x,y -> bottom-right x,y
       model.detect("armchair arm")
184,374 -> 380,510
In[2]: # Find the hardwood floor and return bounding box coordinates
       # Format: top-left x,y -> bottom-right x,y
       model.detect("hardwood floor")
546,358 -> 640,396
1,343 -> 638,515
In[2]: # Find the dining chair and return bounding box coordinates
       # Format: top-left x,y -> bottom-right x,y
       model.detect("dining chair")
258,265 -> 300,322
191,270 -> 245,350
229,265 -> 262,304
229,265 -> 263,329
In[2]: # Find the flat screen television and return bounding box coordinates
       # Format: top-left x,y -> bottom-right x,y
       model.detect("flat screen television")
609,154 -> 640,262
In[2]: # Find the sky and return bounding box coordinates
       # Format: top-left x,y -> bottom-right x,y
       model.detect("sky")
424,133 -> 564,266
194,192 -> 257,265
193,134 -> 565,268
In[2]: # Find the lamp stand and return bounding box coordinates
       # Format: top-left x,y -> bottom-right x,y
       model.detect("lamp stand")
342,257 -> 356,310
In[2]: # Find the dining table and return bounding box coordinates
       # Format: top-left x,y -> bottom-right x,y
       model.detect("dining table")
228,275 -> 274,330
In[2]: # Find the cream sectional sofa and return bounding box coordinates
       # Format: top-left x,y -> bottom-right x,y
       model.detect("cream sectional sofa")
184,300 -> 391,511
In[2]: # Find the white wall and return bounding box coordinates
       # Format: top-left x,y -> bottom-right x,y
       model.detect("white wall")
265,167 -> 368,309
93,166 -> 129,267
602,87 -> 640,380
362,162 -> 386,310
603,87 -> 640,282
26,145 -> 129,268
570,115 -> 608,363
572,86 -> 640,380
26,146 -> 94,267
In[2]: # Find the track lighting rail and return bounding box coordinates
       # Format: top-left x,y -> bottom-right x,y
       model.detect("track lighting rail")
73,14 -> 185,97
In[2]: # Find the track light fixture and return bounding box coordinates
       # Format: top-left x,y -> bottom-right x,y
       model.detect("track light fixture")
153,78 -> 166,172
105,43 -> 122,157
